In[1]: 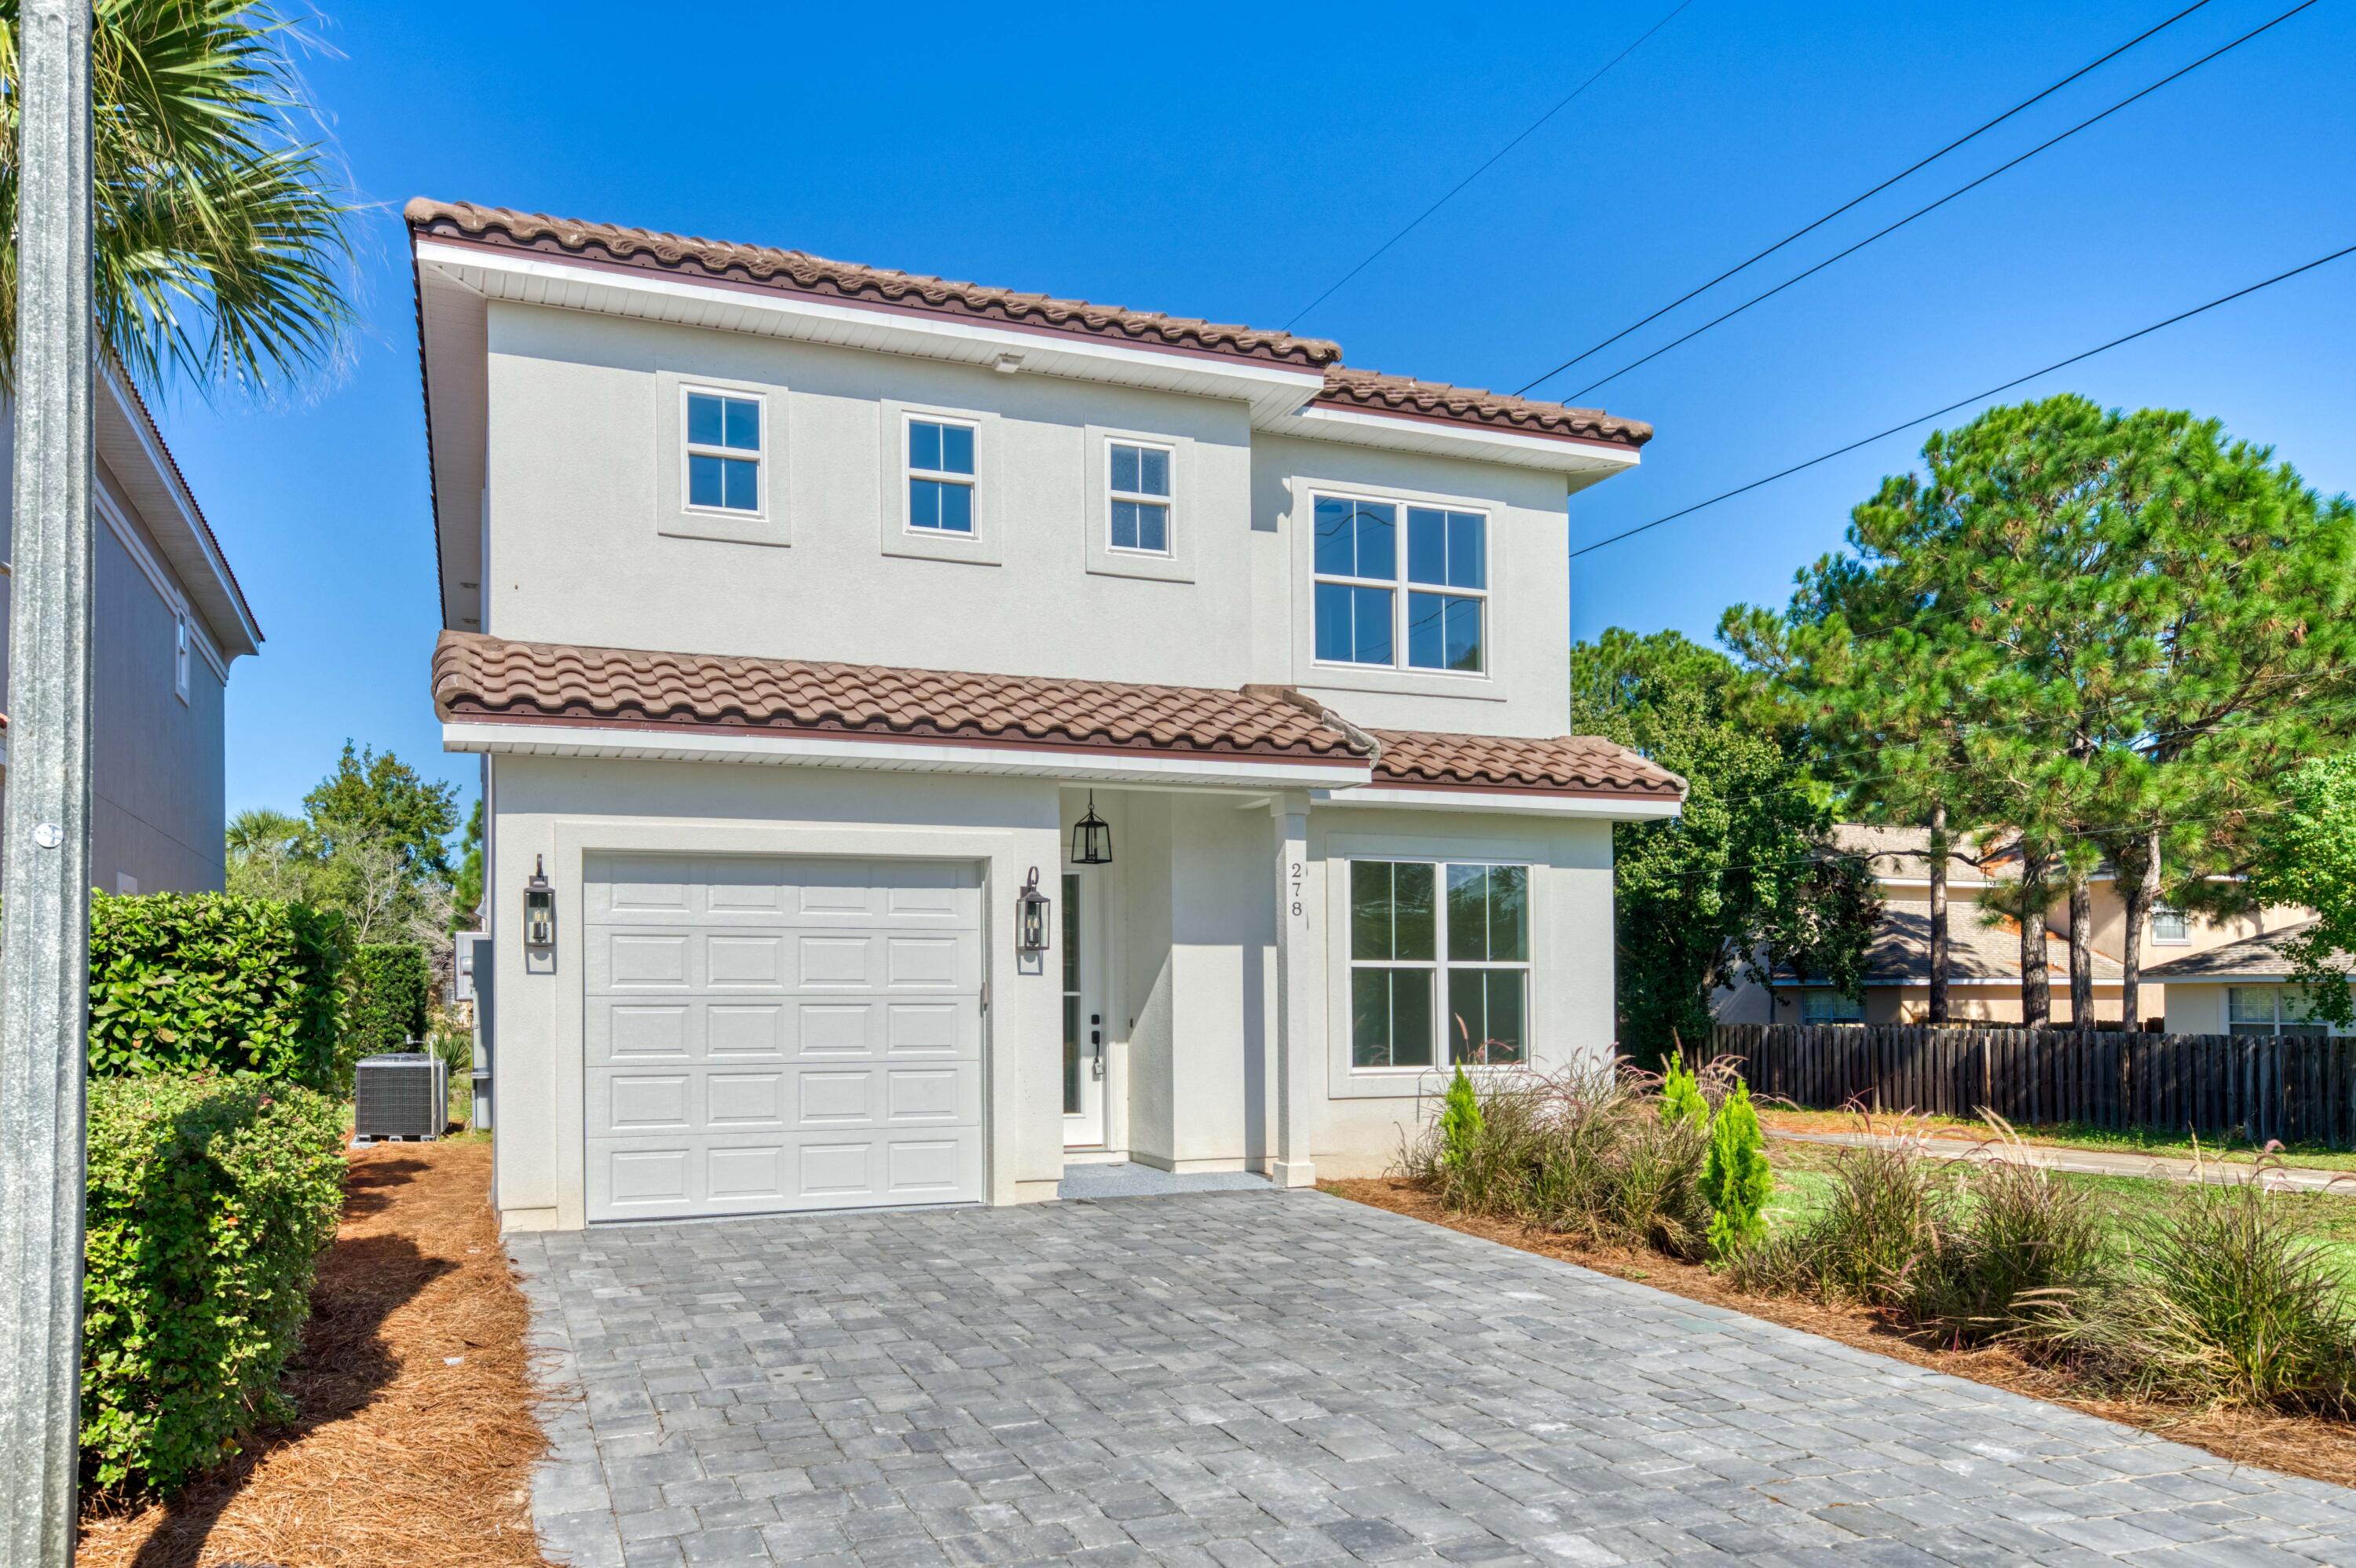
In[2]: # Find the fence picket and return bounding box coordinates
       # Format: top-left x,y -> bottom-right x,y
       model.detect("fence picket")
1702,1022 -> 2352,1150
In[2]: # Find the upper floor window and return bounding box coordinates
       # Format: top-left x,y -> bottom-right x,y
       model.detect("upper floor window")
908,416 -> 976,533
1313,495 -> 1487,674
1107,440 -> 1172,554
2150,901 -> 2189,945
683,390 -> 761,514
172,609 -> 190,703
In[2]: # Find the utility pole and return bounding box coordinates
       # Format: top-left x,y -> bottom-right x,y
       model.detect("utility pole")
0,0 -> 97,1563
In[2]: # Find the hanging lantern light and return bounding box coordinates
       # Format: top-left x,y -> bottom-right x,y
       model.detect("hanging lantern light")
1070,791 -> 1114,865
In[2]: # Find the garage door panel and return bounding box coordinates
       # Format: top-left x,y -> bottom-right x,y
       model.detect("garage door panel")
585,853 -> 982,1222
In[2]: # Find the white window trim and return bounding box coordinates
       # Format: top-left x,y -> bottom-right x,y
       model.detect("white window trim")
2149,900 -> 2191,945
1307,486 -> 1491,680
653,371 -> 789,549
677,385 -> 769,522
1344,856 -> 1534,1076
2228,983 -> 2348,1036
877,400 -> 1002,566
1103,435 -> 1176,558
172,606 -> 191,704
903,411 -> 979,537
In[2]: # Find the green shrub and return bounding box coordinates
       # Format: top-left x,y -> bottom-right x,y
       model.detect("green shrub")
1405,1061 -> 1714,1258
341,942 -> 431,1087
82,1073 -> 348,1496
1659,1052 -> 1708,1130
88,891 -> 345,1087
1439,1067 -> 1483,1174
1702,1080 -> 1772,1258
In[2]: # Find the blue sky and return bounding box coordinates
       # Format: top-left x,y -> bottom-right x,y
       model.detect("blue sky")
155,0 -> 2356,820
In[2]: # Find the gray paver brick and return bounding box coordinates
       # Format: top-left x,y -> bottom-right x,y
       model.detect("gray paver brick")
510,1190 -> 2356,1565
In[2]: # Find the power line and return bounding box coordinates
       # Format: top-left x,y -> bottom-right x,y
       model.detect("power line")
1564,239 -> 2356,561
1281,0 -> 1695,330
1511,0 -> 2219,396
1544,0 -> 2320,400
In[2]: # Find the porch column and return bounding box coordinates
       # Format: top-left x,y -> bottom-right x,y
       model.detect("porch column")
1271,795 -> 1318,1187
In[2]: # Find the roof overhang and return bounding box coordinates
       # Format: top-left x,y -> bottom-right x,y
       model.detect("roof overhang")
442,718 -> 1373,791
1315,784 -> 1679,821
93,370 -> 262,659
1276,402 -> 1644,487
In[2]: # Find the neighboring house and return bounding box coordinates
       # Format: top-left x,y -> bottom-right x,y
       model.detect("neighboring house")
2144,922 -> 2354,1036
0,367 -> 262,894
1717,824 -> 2307,1028
408,199 -> 1682,1230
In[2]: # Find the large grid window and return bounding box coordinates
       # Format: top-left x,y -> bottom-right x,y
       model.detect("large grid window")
1107,440 -> 1173,554
908,417 -> 977,533
1350,859 -> 1529,1069
684,390 -> 761,513
1314,495 -> 1487,674
2229,986 -> 2336,1038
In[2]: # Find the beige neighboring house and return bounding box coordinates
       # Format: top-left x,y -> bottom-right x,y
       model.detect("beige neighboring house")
408,199 -> 1684,1231
2143,923 -> 2353,1036
1716,824 -> 2308,1028
0,367 -> 262,894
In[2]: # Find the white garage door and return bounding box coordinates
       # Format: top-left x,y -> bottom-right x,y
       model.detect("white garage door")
584,853 -> 984,1223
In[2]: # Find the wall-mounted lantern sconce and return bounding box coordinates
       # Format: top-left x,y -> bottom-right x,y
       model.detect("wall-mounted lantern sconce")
1070,791 -> 1113,866
1018,867 -> 1051,954
523,856 -> 556,950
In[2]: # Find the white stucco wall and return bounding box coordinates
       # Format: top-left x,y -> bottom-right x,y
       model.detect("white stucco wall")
482,755 -> 1064,1229
478,305 -> 1582,740
2163,982 -> 2230,1036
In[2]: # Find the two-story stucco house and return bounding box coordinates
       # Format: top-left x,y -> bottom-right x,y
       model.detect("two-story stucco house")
409,199 -> 1682,1232
1,368 -> 262,894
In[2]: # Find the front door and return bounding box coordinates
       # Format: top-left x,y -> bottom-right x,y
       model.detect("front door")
1061,869 -> 1105,1147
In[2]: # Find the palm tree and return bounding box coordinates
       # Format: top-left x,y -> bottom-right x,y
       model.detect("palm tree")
0,0 -> 355,394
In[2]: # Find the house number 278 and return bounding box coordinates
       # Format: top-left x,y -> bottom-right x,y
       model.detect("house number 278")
1290,861 -> 1304,919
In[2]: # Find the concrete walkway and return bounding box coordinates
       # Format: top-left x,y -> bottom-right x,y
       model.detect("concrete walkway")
510,1188 -> 2356,1566
1770,1128 -> 2356,1192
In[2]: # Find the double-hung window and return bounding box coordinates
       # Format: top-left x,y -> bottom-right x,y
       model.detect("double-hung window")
1349,859 -> 1529,1069
1107,440 -> 1173,554
908,417 -> 977,533
1313,495 -> 1487,673
683,390 -> 761,513
2229,986 -> 2335,1038
2149,901 -> 2190,945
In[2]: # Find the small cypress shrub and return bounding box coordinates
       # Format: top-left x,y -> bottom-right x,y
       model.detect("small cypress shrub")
1439,1065 -> 1484,1174
1702,1079 -> 1772,1258
1659,1052 -> 1709,1130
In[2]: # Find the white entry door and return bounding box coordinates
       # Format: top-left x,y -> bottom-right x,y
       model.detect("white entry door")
1062,868 -> 1105,1148
583,853 -> 984,1222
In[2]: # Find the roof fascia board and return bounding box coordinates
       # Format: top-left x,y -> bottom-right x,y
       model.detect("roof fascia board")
441,719 -> 1374,790
1313,784 -> 1681,821
415,239 -> 1326,422
1278,402 -> 1644,481
93,371 -> 262,657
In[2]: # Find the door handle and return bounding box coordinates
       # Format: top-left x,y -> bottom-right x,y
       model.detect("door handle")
1090,1014 -> 1103,1077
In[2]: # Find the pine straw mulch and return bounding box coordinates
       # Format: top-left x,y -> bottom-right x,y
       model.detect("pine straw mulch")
1324,1175 -> 2356,1493
79,1139 -> 549,1568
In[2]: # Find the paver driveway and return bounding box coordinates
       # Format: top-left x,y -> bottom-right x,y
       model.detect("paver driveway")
509,1189 -> 2356,1567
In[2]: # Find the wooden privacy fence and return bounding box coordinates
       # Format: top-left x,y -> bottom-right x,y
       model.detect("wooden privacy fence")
1703,1022 -> 2356,1149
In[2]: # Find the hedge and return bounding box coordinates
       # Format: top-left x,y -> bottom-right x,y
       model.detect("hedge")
342,942 -> 431,1086
82,1073 -> 348,1496
88,892 -> 344,1088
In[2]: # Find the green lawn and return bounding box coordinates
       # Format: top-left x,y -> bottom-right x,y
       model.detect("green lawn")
1761,1139 -> 2356,1288
1765,1106 -> 2356,1172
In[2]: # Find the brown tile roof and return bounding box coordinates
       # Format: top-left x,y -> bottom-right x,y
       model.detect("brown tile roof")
1315,367 -> 1652,449
405,199 -> 1340,369
1369,729 -> 1685,799
406,200 -> 1650,450
430,632 -> 1688,802
432,631 -> 1369,762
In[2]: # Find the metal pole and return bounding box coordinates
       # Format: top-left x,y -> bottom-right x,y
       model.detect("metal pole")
0,0 -> 96,1562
